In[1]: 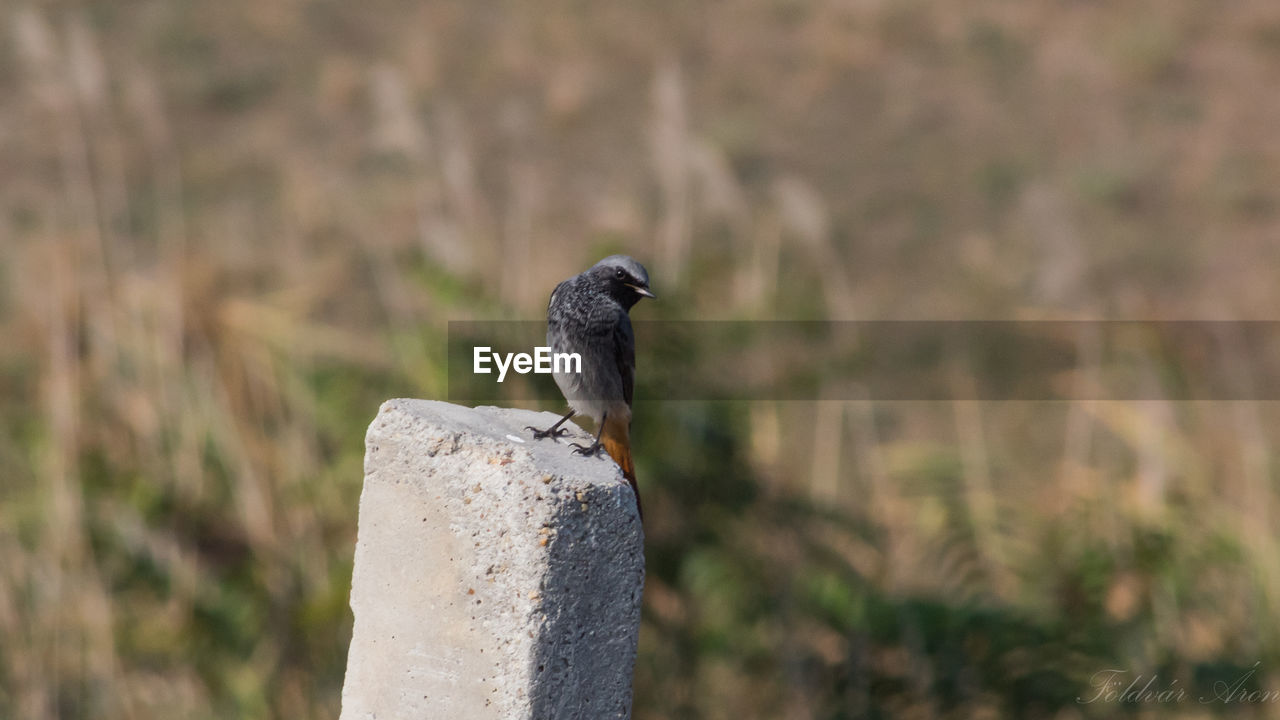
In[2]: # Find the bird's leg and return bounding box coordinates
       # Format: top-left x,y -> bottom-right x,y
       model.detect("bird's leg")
570,412 -> 607,456
527,409 -> 576,441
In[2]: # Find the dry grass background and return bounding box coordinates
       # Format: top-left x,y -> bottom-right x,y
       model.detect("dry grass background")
4,1 -> 1280,718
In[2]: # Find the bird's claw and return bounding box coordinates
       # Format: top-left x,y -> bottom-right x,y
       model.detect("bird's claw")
570,441 -> 604,457
526,425 -> 570,442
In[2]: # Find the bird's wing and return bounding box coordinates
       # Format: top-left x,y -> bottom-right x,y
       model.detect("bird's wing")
615,313 -> 636,408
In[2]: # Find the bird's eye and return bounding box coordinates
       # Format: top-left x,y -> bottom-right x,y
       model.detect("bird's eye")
615,268 -> 626,280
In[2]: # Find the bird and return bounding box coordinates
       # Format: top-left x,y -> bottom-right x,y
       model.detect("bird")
527,255 -> 655,519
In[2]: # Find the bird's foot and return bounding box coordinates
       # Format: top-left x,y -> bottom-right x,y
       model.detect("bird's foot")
570,440 -> 604,457
526,425 -> 570,442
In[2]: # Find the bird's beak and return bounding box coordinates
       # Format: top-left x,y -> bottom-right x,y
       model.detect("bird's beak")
628,284 -> 657,299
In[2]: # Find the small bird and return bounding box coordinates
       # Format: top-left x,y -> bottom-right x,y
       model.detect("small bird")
527,255 -> 655,519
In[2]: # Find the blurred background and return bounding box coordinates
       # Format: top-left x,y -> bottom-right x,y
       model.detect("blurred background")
4,1 -> 1280,718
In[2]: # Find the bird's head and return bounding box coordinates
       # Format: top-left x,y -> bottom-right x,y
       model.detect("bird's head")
590,255 -> 655,309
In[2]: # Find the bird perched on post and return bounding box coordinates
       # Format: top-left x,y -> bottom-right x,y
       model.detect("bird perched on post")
527,255 -> 655,519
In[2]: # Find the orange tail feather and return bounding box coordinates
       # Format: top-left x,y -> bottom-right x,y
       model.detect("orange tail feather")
600,414 -> 642,520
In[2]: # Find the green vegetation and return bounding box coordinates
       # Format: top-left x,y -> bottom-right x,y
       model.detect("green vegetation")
4,1 -> 1280,718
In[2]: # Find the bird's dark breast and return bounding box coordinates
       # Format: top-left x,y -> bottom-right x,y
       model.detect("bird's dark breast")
546,286 -> 628,413
547,310 -> 615,356
548,286 -> 623,347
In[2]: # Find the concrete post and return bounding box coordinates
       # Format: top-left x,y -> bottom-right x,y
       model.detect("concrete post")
340,399 -> 645,720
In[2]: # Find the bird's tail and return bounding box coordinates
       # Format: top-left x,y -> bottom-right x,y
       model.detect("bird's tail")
601,413 -> 642,520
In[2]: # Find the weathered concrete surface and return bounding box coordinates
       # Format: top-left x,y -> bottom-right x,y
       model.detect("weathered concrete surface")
340,399 -> 645,720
